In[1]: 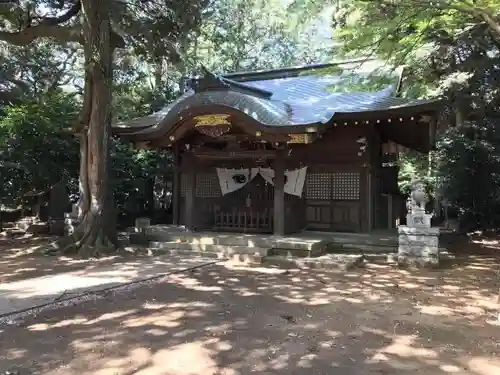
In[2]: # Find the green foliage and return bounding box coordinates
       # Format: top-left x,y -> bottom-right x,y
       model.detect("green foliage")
110,138 -> 170,214
188,0 -> 331,72
398,153 -> 431,195
436,119 -> 500,229
112,66 -> 177,121
316,0 -> 500,230
0,93 -> 79,206
0,91 -> 170,216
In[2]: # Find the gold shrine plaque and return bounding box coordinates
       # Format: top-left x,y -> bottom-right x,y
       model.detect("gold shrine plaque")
287,133 -> 316,144
194,114 -> 231,127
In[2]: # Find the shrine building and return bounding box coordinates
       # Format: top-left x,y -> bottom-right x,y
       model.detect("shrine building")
113,61 -> 442,236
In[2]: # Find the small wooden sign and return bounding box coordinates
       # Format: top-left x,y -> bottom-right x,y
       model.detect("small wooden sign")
194,114 -> 231,127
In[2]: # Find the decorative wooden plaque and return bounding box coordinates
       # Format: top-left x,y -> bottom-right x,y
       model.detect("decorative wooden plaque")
287,133 -> 318,144
194,114 -> 231,127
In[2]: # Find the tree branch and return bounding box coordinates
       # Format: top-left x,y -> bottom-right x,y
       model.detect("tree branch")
37,0 -> 82,26
0,0 -> 123,50
436,0 -> 500,42
0,0 -> 83,46
0,24 -> 83,45
374,0 -> 500,47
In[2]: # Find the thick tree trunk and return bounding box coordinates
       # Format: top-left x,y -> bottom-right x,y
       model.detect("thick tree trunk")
55,0 -> 119,257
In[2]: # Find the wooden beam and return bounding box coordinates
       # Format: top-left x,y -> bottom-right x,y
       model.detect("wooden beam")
184,170 -> 196,230
192,149 -> 277,160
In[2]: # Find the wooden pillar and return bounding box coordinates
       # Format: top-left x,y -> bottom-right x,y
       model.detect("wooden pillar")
184,169 -> 196,230
273,149 -> 285,236
172,143 -> 181,225
387,193 -> 393,229
367,169 -> 373,231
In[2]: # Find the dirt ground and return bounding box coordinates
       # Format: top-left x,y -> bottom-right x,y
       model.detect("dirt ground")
0,235 -> 151,284
0,235 -> 500,375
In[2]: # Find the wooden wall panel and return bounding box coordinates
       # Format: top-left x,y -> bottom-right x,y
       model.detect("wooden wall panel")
304,167 -> 363,232
306,200 -> 331,230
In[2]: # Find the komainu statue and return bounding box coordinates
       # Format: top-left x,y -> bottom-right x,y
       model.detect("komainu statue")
409,181 -> 428,213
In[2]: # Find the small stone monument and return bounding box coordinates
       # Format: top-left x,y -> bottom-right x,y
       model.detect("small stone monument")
135,217 -> 151,233
398,181 -> 440,268
129,217 -> 151,245
64,203 -> 80,235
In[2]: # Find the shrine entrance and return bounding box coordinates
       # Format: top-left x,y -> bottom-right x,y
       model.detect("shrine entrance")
215,174 -> 274,233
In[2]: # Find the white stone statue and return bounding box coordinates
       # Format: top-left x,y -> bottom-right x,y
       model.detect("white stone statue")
406,181 -> 432,228
409,181 -> 428,213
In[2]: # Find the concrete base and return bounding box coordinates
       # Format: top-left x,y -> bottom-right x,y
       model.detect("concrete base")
398,226 -> 440,268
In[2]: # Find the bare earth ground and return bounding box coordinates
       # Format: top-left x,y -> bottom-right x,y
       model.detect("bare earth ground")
0,235 -> 216,316
0,236 -> 500,375
0,235 -> 155,284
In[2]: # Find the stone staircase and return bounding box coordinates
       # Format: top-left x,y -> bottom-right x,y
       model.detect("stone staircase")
128,225 -> 402,271
146,229 -> 326,263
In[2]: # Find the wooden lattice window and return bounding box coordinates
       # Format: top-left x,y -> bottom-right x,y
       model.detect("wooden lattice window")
332,172 -> 360,200
180,174 -> 187,197
305,172 -> 332,200
196,173 -> 221,198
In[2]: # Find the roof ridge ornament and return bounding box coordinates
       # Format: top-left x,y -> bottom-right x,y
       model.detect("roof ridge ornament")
191,65 -> 273,99
191,66 -> 230,92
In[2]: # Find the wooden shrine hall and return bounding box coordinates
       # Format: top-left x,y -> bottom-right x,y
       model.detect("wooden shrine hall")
114,62 -> 442,236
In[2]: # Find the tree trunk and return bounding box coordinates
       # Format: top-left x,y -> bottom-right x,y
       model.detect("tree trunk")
77,131 -> 90,221
55,0 -> 119,257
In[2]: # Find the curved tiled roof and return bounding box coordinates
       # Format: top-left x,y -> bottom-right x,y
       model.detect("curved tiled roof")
113,63 -> 441,139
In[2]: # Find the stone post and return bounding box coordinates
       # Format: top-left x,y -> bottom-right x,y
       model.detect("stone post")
398,226 -> 440,268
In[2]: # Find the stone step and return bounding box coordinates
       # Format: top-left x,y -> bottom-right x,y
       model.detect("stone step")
146,232 -> 327,253
332,238 -> 398,248
148,247 -> 263,264
150,241 -> 270,256
148,247 -> 365,271
327,243 -> 398,254
148,238 -> 441,256
262,254 -> 366,271
306,231 -> 399,247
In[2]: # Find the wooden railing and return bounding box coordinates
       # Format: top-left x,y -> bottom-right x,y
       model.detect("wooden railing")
213,209 -> 273,233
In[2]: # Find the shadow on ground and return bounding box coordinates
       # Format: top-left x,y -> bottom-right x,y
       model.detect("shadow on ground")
0,235 -> 164,286
0,252 -> 499,375
0,235 -> 217,316
0,235 -> 125,284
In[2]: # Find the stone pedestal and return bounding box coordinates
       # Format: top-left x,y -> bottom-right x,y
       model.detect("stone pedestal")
406,211 -> 432,228
398,226 -> 440,268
